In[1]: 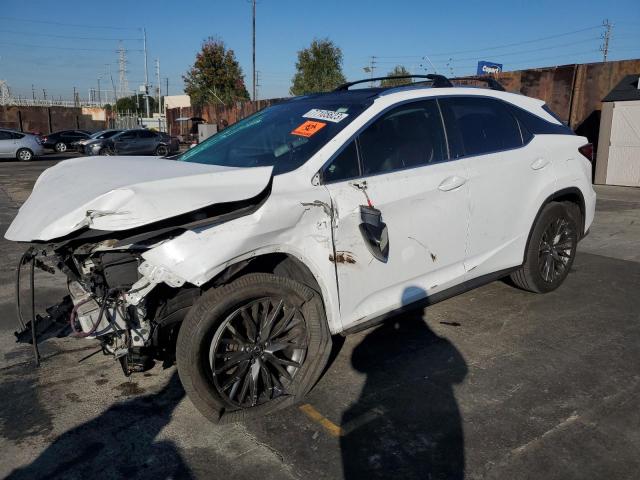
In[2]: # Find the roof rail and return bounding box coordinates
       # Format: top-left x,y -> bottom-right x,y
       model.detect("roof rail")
333,74 -> 453,91
450,76 -> 505,91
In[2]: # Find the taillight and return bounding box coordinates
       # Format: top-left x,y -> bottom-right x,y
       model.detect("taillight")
42,136 -> 48,143
578,143 -> 593,162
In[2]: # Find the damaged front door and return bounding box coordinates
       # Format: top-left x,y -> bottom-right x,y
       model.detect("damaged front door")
322,99 -> 470,330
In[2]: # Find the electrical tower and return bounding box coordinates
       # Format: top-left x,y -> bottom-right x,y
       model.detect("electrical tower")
600,19 -> 613,62
118,42 -> 129,99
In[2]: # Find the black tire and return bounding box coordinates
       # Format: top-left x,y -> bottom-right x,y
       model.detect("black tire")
16,148 -> 34,161
54,142 -> 67,153
176,273 -> 331,423
510,202 -> 580,293
155,145 -> 169,156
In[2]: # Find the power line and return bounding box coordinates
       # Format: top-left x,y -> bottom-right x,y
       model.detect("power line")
0,41 -> 143,52
428,25 -> 603,57
0,29 -> 142,41
0,16 -> 140,30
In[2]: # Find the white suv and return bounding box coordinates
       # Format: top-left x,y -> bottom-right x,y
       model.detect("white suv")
6,75 -> 596,422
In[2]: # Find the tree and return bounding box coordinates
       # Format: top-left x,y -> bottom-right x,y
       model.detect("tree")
183,37 -> 250,107
380,65 -> 413,87
115,95 -> 156,114
290,38 -> 346,95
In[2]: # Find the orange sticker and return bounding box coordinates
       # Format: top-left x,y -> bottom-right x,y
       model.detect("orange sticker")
291,120 -> 326,137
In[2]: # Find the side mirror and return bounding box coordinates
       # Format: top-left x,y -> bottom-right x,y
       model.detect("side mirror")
358,205 -> 389,263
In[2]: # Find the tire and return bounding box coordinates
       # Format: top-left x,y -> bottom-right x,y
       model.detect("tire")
176,273 -> 331,423
510,202 -> 580,293
155,145 -> 169,156
16,148 -> 33,161
54,142 -> 67,153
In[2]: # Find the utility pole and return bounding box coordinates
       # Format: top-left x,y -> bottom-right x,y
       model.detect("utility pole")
600,19 -> 613,62
143,27 -> 150,117
42,89 -> 47,101
118,41 -> 129,99
155,58 -> 161,114
97,77 -> 101,104
256,70 -> 261,104
252,0 -> 256,102
366,56 -> 377,86
73,86 -> 77,107
31,84 -> 35,101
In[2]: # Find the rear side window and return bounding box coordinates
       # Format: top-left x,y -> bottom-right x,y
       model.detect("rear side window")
118,131 -> 136,140
11,132 -> 25,139
358,100 -> 448,175
440,97 -> 522,158
139,130 -> 156,138
510,104 -> 575,137
0,131 -> 12,140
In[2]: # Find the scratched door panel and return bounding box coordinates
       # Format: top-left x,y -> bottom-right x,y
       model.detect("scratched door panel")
325,160 -> 469,330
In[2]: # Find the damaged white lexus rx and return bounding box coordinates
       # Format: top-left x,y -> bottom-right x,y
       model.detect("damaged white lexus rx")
6,75 -> 596,423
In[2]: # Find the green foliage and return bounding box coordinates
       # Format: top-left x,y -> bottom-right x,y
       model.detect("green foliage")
115,95 -> 156,114
380,66 -> 413,87
183,37 -> 250,107
290,38 -> 346,96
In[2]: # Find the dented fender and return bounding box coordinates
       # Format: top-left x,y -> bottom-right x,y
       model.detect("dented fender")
140,178 -> 342,333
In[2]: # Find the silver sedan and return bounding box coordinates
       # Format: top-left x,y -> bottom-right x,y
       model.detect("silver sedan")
0,129 -> 45,161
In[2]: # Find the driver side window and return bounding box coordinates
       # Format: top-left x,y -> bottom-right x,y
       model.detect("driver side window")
322,141 -> 359,183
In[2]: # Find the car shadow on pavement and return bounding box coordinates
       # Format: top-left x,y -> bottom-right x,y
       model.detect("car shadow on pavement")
7,372 -> 192,480
340,288 -> 468,480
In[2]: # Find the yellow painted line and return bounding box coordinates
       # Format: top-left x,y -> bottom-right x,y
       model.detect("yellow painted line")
299,403 -> 385,437
299,403 -> 343,437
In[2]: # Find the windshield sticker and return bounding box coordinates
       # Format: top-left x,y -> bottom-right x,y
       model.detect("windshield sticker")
291,120 -> 326,137
303,108 -> 349,123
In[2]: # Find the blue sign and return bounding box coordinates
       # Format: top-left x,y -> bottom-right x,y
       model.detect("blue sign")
477,61 -> 503,75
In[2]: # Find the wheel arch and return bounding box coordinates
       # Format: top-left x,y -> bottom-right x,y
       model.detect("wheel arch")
522,186 -> 586,264
202,251 -> 339,334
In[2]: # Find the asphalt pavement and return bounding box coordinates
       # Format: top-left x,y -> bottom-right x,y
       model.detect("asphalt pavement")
0,154 -> 638,479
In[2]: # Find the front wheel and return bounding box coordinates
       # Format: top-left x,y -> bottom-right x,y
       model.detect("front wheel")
176,273 -> 331,423
510,202 -> 580,293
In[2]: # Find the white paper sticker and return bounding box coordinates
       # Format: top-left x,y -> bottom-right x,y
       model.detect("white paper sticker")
303,108 -> 349,123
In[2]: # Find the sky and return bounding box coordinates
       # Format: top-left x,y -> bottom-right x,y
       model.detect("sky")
1,0 -> 639,102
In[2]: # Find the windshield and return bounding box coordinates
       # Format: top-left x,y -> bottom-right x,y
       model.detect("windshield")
178,100 -> 368,174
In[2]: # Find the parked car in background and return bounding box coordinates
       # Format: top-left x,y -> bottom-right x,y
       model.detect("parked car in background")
72,129 -> 124,155
100,129 -> 179,156
0,128 -> 44,161
42,130 -> 92,153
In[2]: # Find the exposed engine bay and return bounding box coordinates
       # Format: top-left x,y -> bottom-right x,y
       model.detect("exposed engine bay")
14,181 -> 273,376
16,238 -> 193,376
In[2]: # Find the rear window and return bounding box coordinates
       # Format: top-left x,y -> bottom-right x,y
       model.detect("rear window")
179,101 -> 368,175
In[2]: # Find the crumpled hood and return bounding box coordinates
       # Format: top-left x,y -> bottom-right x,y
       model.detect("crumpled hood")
5,156 -> 273,242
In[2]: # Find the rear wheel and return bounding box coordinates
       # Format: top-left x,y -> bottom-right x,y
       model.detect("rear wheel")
510,202 -> 579,293
155,145 -> 169,156
176,273 -> 331,423
54,142 -> 67,153
16,148 -> 33,161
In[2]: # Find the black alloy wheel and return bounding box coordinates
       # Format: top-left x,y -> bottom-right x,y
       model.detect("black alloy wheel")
510,202 -> 579,293
176,273 -> 332,423
538,217 -> 575,283
209,297 -> 308,408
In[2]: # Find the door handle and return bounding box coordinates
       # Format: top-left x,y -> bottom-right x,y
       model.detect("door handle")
530,157 -> 550,170
438,175 -> 467,192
